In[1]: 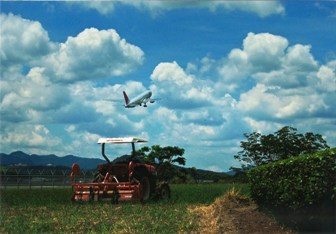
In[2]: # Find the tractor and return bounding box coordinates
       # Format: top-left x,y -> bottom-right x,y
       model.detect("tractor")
70,137 -> 170,203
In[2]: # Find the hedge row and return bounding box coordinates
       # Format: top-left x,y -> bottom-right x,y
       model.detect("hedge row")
248,148 -> 336,210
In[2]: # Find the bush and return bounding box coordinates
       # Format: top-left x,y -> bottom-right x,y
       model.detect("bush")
248,148 -> 336,210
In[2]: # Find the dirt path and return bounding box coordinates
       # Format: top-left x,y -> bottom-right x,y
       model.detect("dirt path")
190,189 -> 292,234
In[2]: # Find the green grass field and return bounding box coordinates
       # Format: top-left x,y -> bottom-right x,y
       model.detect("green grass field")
0,183 -> 249,233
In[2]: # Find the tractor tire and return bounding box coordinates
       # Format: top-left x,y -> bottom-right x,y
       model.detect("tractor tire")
133,167 -> 153,202
139,175 -> 151,202
159,183 -> 171,200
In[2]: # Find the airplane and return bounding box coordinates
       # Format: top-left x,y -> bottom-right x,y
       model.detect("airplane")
123,90 -> 158,108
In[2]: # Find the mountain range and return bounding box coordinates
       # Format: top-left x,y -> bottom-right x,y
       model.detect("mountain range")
0,151 -> 106,169
0,151 -> 237,175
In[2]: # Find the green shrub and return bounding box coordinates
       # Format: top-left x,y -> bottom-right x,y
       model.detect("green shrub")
248,148 -> 336,210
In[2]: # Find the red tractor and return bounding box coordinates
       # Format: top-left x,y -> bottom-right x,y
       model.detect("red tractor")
70,137 -> 170,203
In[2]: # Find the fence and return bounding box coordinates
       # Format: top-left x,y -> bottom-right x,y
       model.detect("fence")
0,167 -> 96,188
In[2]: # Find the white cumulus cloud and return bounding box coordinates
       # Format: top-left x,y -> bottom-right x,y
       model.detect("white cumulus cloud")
316,60 -> 336,92
72,0 -> 285,18
0,124 -> 62,153
218,1 -> 285,17
150,61 -> 214,108
45,28 -> 144,82
0,13 -> 56,71
1,67 -> 70,123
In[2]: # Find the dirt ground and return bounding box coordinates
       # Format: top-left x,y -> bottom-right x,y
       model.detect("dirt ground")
190,189 -> 293,234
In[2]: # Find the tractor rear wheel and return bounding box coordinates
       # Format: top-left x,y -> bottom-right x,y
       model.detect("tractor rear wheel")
139,175 -> 151,202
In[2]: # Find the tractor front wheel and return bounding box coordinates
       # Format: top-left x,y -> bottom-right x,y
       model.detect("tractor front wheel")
159,183 -> 171,200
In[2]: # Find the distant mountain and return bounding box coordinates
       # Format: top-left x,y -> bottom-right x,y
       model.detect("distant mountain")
0,151 -> 238,176
225,170 -> 237,176
193,167 -> 232,180
0,151 -> 106,169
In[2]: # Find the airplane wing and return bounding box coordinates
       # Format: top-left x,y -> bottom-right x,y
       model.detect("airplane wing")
104,98 -> 123,102
103,99 -> 126,107
149,98 -> 162,103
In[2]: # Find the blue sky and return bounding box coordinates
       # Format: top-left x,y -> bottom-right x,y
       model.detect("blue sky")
1,1 -> 335,172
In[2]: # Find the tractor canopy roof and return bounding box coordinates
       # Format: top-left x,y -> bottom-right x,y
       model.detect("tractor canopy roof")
97,137 -> 147,144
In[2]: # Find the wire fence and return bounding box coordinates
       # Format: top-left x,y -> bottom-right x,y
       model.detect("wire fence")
0,167 -> 96,189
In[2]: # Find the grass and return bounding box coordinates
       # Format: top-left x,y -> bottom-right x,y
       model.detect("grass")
0,183 -> 249,233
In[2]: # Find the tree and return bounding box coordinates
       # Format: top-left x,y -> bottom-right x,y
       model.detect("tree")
234,126 -> 330,167
136,145 -> 186,181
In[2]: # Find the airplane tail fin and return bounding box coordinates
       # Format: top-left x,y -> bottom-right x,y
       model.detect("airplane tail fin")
123,91 -> 129,105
